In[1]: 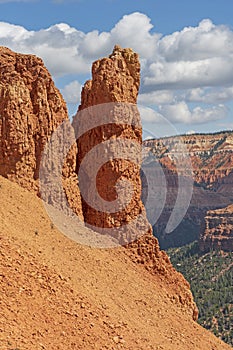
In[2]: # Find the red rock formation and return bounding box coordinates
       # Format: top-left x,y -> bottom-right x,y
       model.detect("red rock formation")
0,45 -> 198,321
74,45 -> 147,244
73,45 -> 198,320
143,133 -> 233,248
144,132 -> 233,189
199,204 -> 233,252
0,46 -> 83,218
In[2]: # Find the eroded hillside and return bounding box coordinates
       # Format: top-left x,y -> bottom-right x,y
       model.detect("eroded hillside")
0,175 -> 231,350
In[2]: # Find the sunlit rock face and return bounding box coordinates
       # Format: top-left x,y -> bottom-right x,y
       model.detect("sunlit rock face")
73,45 -> 198,320
0,46 -> 83,218
200,204 -> 233,252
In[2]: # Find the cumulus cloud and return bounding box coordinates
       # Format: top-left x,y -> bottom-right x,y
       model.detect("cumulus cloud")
0,13 -> 159,77
138,90 -> 174,105
138,105 -> 164,123
0,13 -> 232,126
143,57 -> 233,91
185,86 -> 233,104
159,102 -> 228,124
1,13 -> 233,89
186,130 -> 196,135
143,19 -> 233,91
110,13 -> 160,59
158,19 -> 233,62
61,80 -> 82,104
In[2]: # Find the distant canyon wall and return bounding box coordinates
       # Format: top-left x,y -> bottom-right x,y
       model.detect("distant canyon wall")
200,204 -> 233,252
143,132 -> 233,250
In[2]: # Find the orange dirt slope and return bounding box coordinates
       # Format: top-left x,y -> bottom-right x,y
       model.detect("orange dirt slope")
0,175 -> 231,350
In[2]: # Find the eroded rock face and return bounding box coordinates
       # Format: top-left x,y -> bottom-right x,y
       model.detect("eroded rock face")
0,46 -> 83,218
79,44 -> 140,108
74,45 -> 147,244
200,205 -> 233,252
74,45 -> 198,320
143,133 -> 233,249
144,132 -> 233,189
0,45 -> 198,321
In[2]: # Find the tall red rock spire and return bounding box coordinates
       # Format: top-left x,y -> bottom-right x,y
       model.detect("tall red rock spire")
74,45 -> 198,320
74,45 -> 149,244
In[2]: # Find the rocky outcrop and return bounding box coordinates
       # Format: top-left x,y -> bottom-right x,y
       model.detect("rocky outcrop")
74,45 -> 147,243
79,44 -> 140,108
0,46 -> 83,218
0,45 -> 198,321
199,205 -> 233,252
73,45 -> 198,320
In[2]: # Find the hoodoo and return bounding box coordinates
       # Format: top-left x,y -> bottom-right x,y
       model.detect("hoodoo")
74,45 -> 198,320
0,45 -> 232,349
0,46 -> 83,218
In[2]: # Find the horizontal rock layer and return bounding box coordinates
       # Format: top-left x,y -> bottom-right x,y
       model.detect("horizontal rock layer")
200,205 -> 233,252
143,132 -> 233,250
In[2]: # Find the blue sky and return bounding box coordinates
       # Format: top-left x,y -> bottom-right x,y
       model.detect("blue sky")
1,0 -> 233,137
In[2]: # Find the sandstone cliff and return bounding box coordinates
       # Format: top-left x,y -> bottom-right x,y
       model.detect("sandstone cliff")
73,45 -> 147,244
144,132 -> 233,189
73,45 -> 198,320
0,46 -> 83,218
200,204 -> 233,252
143,132 -> 233,249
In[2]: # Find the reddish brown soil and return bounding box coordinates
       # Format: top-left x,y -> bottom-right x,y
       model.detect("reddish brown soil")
0,176 -> 231,350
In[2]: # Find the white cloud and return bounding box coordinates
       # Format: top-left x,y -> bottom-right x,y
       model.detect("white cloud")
61,80 -> 82,105
185,86 -> 233,104
158,19 -> 233,62
138,90 -> 174,105
159,102 -> 228,124
0,13 -> 232,127
1,13 -> 233,91
110,12 -> 160,59
0,22 -> 96,76
138,105 -> 163,123
143,56 -> 233,90
0,22 -> 29,41
144,135 -> 154,140
0,13 -> 159,77
142,18 -> 233,91
186,130 -> 196,135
